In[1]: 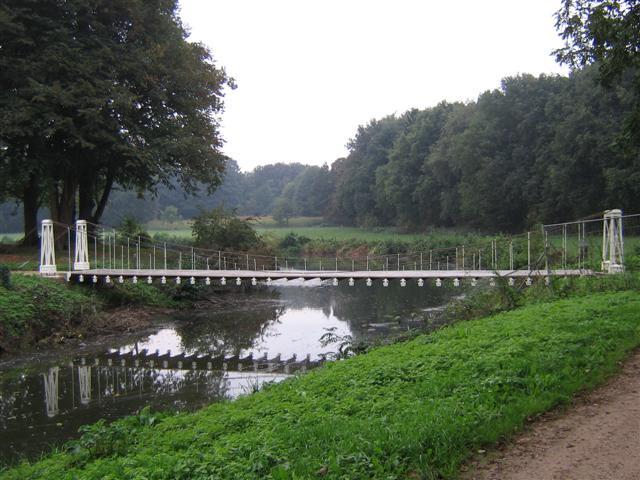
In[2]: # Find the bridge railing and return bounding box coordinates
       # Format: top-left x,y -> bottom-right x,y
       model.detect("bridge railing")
39,223 -> 546,275
38,210 -> 638,278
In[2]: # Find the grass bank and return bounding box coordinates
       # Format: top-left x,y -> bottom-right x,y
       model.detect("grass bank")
3,288 -> 640,479
0,273 -> 186,354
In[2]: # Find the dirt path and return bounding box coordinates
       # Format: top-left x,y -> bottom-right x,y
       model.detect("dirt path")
464,349 -> 640,480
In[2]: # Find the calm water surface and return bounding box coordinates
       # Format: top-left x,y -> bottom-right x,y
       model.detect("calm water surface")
0,281 -> 458,464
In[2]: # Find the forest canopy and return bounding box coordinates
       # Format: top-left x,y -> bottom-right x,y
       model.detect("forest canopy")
0,0 -> 233,243
2,1 -> 640,236
2,65 -> 639,235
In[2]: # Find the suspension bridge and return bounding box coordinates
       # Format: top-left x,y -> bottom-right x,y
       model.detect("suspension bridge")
37,209 -> 632,287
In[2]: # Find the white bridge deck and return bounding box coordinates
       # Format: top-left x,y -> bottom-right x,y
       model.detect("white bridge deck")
68,268 -> 591,281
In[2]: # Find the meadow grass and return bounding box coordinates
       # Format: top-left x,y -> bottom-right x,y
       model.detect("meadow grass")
252,216 -> 325,228
148,228 -> 192,239
145,224 -> 433,242
3,289 -> 640,479
0,233 -> 22,244
255,226 -> 431,242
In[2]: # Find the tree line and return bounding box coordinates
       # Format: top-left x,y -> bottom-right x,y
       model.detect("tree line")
3,64 -> 639,235
133,65 -> 640,232
103,66 -> 640,232
326,66 -> 640,232
3,0 -> 640,238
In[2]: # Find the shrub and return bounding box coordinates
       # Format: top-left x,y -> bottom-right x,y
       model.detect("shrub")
0,265 -> 11,289
278,233 -> 311,256
192,207 -> 262,251
117,216 -> 150,240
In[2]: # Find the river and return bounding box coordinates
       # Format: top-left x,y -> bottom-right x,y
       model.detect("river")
0,280 -> 461,465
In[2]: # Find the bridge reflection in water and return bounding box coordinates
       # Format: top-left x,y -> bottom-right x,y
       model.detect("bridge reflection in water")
2,357 -> 294,464
41,355 -> 300,419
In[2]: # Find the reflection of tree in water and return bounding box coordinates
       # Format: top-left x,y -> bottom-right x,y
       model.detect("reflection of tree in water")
146,369 -> 229,399
86,366 -> 230,403
0,372 -> 29,431
171,284 -> 457,352
173,289 -> 286,357
275,283 -> 455,336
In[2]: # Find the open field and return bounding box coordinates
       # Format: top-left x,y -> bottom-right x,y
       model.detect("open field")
146,226 -> 432,242
0,234 -> 21,244
255,226 -> 431,242
144,224 -> 439,242
144,216 -> 324,233
144,216 -> 429,243
3,288 -> 640,479
252,216 -> 325,228
148,228 -> 192,239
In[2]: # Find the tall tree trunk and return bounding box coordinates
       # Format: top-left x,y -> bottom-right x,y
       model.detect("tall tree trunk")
90,168 -> 114,225
49,173 -> 77,250
78,178 -> 95,222
79,168 -> 114,231
21,173 -> 40,246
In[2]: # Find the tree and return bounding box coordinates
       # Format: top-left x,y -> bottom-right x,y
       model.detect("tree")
116,216 -> 149,240
290,165 -> 333,217
272,197 -> 294,226
375,104 -> 457,229
555,0 -> 640,140
158,206 -> 181,224
192,207 -> 261,251
239,163 -> 307,216
326,115 -> 404,226
0,0 -> 234,243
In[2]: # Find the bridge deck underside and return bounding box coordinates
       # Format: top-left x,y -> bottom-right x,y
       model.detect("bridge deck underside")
67,268 -> 591,280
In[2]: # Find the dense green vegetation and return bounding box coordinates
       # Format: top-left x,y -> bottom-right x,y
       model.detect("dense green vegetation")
555,0 -> 640,146
0,274 -> 92,350
2,286 -> 639,479
328,67 -> 640,231
192,207 -> 262,251
0,273 -> 183,353
5,65 -> 640,237
0,0 -> 232,243
2,1 -> 640,241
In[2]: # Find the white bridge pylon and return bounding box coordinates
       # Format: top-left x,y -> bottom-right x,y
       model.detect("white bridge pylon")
602,209 -> 624,273
39,219 -> 57,274
73,219 -> 90,270
39,210 -> 630,284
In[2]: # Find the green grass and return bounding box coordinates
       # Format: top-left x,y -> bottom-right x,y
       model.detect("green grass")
148,228 -> 193,239
0,233 -> 21,244
4,289 -> 640,479
0,274 -> 95,348
256,226 -> 431,242
253,216 -> 325,228
146,224 -> 430,242
0,274 -> 185,352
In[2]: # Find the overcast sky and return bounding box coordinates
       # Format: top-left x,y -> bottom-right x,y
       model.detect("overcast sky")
179,0 -> 568,172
